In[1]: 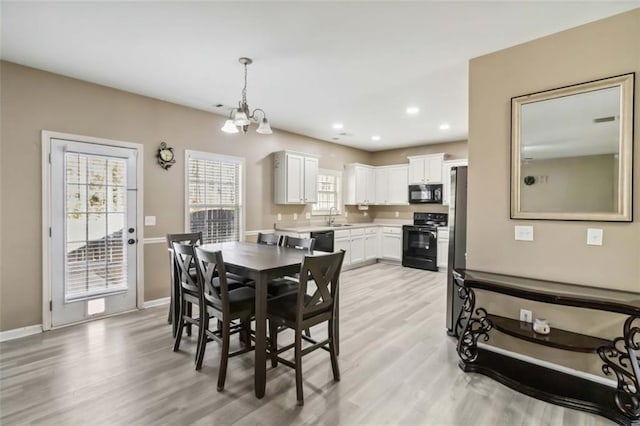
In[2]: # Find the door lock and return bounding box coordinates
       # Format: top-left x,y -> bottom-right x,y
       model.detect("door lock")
128,239 -> 136,245
128,227 -> 135,233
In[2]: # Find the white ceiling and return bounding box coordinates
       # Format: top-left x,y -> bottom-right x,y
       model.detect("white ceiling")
2,1 -> 639,151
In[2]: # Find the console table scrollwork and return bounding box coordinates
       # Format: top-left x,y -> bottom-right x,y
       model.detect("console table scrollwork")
453,269 -> 640,426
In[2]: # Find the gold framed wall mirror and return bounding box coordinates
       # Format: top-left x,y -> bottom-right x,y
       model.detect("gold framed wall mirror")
511,73 -> 635,221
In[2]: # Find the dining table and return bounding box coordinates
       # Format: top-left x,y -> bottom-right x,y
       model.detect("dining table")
197,240 -> 320,398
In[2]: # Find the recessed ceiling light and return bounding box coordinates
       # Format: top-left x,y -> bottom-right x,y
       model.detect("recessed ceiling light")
332,123 -> 344,130
406,106 -> 420,115
371,135 -> 381,141
439,123 -> 450,130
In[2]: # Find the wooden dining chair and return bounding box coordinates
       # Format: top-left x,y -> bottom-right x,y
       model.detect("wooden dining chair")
172,242 -> 203,354
257,232 -> 282,246
267,250 -> 345,405
166,233 -> 202,337
267,236 -> 316,296
281,235 -> 315,252
194,247 -> 256,391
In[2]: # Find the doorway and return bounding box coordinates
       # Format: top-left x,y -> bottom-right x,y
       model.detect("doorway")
43,132 -> 143,329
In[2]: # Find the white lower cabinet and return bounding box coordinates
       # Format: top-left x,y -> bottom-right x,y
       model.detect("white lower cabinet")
437,227 -> 449,268
350,235 -> 365,264
364,228 -> 379,260
334,228 -> 351,266
381,227 -> 402,261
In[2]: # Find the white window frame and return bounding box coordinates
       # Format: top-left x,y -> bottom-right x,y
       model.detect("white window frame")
184,150 -> 246,242
312,168 -> 343,216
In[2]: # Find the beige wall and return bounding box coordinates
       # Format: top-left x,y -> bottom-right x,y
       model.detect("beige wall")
467,8 -> 640,376
521,154 -> 616,213
370,140 -> 468,220
0,61 -> 373,331
468,8 -> 639,290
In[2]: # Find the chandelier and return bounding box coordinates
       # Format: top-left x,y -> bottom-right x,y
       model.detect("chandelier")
221,57 -> 272,135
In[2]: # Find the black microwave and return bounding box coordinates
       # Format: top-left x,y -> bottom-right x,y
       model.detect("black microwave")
408,184 -> 443,204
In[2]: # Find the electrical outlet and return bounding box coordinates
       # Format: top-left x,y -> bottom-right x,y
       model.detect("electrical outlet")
587,228 -> 603,246
395,211 -> 399,218
345,211 -> 349,218
276,213 -> 282,221
293,213 -> 298,220
515,225 -> 534,241
305,212 -> 311,219
520,309 -> 532,323
144,216 -> 156,226
363,211 -> 368,217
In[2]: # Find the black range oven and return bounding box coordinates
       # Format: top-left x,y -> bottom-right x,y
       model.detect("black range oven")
402,212 -> 448,271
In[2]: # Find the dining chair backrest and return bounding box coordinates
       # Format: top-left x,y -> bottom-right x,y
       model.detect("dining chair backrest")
257,232 -> 282,246
295,250 -> 345,324
172,242 -> 200,296
166,232 -> 202,249
282,236 -> 315,252
194,247 -> 229,311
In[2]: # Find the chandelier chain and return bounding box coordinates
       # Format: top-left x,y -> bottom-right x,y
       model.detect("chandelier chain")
242,63 -> 248,105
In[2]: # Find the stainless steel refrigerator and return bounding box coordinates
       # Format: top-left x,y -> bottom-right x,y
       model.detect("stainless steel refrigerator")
446,166 -> 467,337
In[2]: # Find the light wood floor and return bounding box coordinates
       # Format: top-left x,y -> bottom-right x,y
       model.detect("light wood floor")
1,263 -> 613,425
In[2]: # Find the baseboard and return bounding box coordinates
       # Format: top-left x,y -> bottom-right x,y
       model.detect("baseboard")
142,297 -> 170,309
478,342 -> 616,388
0,324 -> 43,342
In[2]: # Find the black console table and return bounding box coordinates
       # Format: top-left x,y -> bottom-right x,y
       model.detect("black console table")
453,269 -> 640,426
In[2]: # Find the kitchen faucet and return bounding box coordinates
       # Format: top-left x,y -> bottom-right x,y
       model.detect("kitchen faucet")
327,206 -> 337,226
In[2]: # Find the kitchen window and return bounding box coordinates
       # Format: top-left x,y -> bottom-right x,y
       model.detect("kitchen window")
185,151 -> 245,244
312,169 -> 342,215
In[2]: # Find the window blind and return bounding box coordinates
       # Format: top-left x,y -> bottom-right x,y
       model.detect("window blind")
187,154 -> 243,244
64,152 -> 128,301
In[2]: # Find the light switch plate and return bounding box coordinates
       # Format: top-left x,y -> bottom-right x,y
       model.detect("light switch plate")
293,213 -> 298,221
515,225 -> 534,241
276,213 -> 282,221
345,211 -> 349,218
587,228 -> 603,246
305,212 -> 311,219
395,211 -> 399,218
363,211 -> 368,217
144,216 -> 156,226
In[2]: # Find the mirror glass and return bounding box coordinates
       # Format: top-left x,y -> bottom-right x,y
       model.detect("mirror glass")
511,73 -> 634,221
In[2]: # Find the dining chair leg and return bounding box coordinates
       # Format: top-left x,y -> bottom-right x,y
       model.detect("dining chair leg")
240,318 -> 251,348
173,300 -> 185,352
217,320 -> 230,391
167,299 -> 173,324
195,311 -> 209,370
269,320 -> 279,368
185,303 -> 193,337
295,329 -> 304,406
328,318 -> 340,381
304,328 -> 311,337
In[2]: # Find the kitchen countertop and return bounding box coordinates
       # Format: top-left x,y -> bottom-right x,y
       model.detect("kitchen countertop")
275,221 -> 408,233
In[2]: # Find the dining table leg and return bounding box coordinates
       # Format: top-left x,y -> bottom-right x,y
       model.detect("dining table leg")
254,271 -> 268,398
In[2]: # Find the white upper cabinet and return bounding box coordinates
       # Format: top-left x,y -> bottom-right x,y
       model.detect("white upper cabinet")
408,154 -> 445,184
442,158 -> 468,206
344,164 -> 375,204
303,156 -> 318,203
273,151 -> 319,204
375,165 -> 408,205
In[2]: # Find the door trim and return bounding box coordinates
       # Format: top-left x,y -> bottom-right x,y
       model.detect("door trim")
41,130 -> 144,331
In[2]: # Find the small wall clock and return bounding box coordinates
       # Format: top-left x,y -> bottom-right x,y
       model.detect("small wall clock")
157,142 -> 175,170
